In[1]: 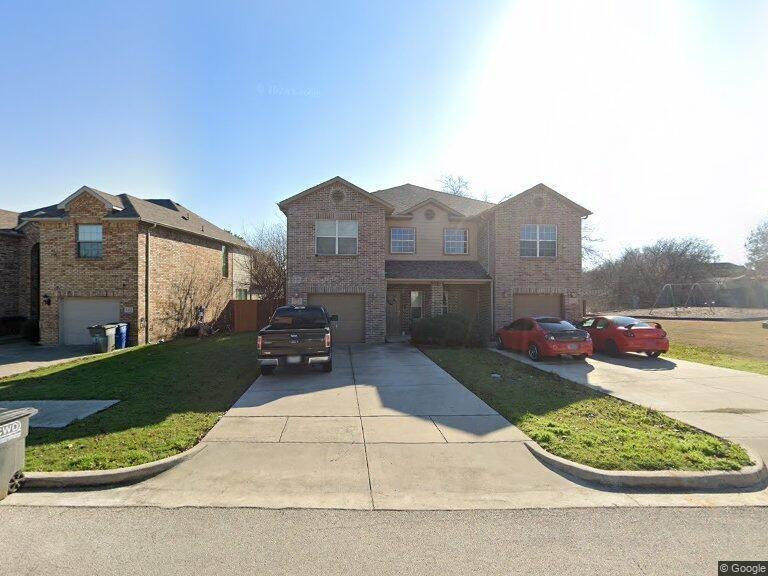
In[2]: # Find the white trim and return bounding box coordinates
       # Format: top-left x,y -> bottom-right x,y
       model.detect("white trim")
444,228 -> 469,255
520,224 -> 557,258
315,219 -> 359,256
390,226 -> 415,254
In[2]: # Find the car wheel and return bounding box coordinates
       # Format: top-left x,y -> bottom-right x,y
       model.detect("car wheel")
645,351 -> 662,358
605,340 -> 620,357
527,343 -> 542,362
322,361 -> 333,373
573,354 -> 588,361
260,366 -> 274,376
495,335 -> 505,350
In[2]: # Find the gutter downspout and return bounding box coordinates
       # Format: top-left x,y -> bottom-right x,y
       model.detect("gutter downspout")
145,224 -> 156,344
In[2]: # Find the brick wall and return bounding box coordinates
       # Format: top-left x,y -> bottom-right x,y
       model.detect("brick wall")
491,190 -> 584,328
17,223 -> 40,320
139,223 -> 235,344
284,181 -> 387,343
0,235 -> 20,317
38,194 -> 140,345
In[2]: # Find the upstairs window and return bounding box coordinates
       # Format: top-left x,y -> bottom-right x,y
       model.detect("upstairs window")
235,288 -> 248,300
390,227 -> 415,254
222,245 -> 229,277
316,220 -> 358,255
77,225 -> 103,259
520,224 -> 557,257
444,228 -> 468,254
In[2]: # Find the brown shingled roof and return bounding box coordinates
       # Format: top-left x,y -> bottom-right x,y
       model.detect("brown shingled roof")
385,260 -> 491,280
18,186 -> 249,248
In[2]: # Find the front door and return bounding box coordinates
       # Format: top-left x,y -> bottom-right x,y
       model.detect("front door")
386,291 -> 400,337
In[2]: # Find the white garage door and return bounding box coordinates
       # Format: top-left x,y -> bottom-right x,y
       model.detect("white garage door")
513,293 -> 563,319
307,294 -> 365,344
60,298 -> 121,345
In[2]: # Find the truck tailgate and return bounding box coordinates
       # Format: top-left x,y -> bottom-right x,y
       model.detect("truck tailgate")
260,328 -> 328,355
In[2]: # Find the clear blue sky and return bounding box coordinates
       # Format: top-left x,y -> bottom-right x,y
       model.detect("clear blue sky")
1,0 -> 766,263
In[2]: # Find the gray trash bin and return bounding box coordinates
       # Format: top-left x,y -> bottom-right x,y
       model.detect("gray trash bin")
88,324 -> 118,353
0,407 -> 38,500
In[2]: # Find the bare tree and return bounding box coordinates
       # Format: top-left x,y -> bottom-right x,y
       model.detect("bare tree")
746,218 -> 768,275
581,220 -> 604,267
155,257 -> 231,338
439,174 -> 471,197
242,221 -> 287,302
585,237 -> 717,311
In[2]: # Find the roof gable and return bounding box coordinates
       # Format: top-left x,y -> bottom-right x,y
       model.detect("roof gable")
57,186 -> 125,211
372,183 -> 493,217
0,209 -> 20,230
278,176 -> 394,213
399,197 -> 465,218
488,183 -> 592,217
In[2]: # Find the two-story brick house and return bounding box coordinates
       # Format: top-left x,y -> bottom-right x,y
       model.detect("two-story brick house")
279,176 -> 591,344
0,186 -> 250,346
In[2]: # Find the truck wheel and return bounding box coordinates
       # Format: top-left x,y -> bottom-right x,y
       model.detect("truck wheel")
260,366 -> 274,376
322,361 -> 333,373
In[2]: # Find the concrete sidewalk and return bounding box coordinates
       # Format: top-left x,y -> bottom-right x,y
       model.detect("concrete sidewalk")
492,349 -> 768,463
6,344 -> 768,510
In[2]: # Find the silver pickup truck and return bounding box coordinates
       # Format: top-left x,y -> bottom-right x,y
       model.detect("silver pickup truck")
256,305 -> 335,375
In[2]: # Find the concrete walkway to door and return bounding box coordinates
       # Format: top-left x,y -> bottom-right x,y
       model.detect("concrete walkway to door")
7,344 -> 768,510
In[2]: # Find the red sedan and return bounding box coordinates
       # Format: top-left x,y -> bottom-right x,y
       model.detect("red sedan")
578,315 -> 669,358
495,317 -> 593,362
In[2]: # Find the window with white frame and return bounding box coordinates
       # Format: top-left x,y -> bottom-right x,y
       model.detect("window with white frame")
315,220 -> 358,255
520,224 -> 557,257
444,228 -> 468,254
390,227 -> 415,253
77,224 -> 103,258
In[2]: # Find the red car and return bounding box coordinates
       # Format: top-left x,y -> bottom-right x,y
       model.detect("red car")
495,316 -> 593,362
577,315 -> 669,358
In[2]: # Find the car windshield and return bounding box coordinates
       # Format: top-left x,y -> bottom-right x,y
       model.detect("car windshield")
270,307 -> 327,328
609,316 -> 652,328
536,318 -> 578,332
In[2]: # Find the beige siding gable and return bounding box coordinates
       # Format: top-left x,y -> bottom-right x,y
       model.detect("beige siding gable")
386,203 -> 477,261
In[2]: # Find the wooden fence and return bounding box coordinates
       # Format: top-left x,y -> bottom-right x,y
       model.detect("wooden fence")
224,299 -> 283,333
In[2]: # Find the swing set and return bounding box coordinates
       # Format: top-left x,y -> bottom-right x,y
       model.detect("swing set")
648,282 -> 721,315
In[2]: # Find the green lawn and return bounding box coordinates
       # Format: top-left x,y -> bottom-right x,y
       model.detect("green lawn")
422,347 -> 752,471
660,320 -> 768,376
667,343 -> 768,376
0,333 -> 260,471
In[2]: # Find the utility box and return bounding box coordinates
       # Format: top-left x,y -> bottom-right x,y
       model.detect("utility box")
88,324 -> 118,353
0,407 -> 38,500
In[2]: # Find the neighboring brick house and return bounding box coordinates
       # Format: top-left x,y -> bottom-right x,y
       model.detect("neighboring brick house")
279,176 -> 591,344
0,186 -> 251,346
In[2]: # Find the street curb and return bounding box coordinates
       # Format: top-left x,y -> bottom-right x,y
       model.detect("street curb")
22,443 -> 206,489
524,441 -> 768,490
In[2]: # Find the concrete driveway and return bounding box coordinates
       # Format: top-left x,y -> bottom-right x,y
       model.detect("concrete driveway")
7,343 -> 768,510
0,342 -> 92,379
5,343 -> 643,510
493,349 -> 768,462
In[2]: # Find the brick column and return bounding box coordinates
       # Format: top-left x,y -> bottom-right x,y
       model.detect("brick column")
430,282 -> 444,316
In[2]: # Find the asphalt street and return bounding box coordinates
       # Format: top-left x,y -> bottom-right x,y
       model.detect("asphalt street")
3,506 -> 766,575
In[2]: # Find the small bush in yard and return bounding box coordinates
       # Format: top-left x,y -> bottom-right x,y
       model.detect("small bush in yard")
410,313 -> 486,347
